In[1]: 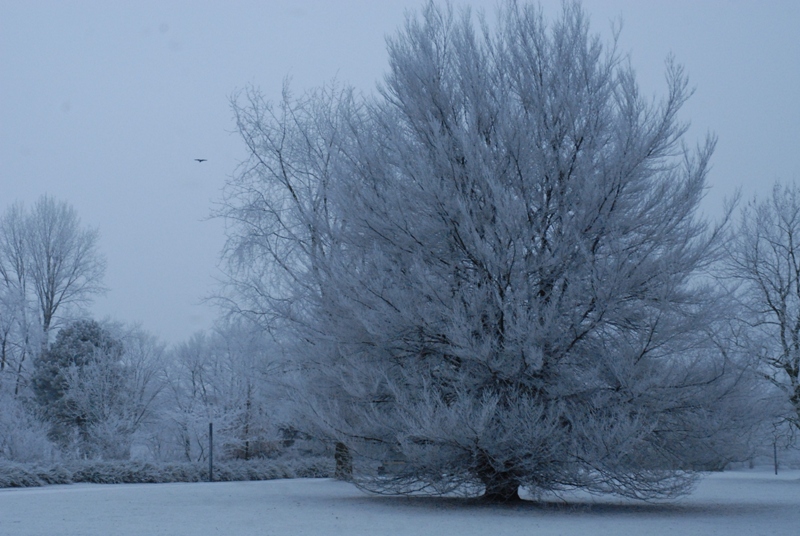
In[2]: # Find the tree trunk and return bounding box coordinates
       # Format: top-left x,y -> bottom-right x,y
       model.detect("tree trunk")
14,355 -> 25,396
481,474 -> 522,502
334,441 -> 353,480
476,450 -> 522,502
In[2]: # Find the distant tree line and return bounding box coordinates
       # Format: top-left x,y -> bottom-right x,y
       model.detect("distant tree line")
0,197 -> 294,466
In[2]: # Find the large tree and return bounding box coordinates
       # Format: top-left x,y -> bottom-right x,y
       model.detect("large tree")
222,1 -> 750,501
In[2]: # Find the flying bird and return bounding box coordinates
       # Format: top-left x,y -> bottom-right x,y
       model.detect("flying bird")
195,158 -> 207,163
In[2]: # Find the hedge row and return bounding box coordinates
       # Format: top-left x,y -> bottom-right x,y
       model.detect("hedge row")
0,457 -> 333,488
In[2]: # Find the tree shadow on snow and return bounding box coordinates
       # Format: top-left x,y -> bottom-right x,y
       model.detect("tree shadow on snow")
339,493 -> 789,519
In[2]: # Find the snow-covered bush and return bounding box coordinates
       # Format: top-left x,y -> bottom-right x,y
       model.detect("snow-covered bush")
0,456 -> 333,488
0,391 -> 56,462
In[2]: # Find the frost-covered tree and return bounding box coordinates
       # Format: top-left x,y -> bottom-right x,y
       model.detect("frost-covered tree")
0,196 -> 105,396
222,1 -> 750,500
163,322 -> 282,462
30,319 -> 161,459
32,319 -> 123,455
727,183 -> 800,432
25,196 -> 106,338
106,323 -> 166,458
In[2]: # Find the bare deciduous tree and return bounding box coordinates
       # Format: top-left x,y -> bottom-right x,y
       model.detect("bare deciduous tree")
1,203 -> 42,395
25,196 -> 106,336
222,1 -> 750,501
727,183 -> 800,431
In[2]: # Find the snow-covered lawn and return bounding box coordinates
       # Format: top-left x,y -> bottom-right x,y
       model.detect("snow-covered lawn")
1,470 -> 798,535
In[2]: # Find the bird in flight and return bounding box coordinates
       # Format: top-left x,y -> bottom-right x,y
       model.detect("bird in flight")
195,158 -> 207,163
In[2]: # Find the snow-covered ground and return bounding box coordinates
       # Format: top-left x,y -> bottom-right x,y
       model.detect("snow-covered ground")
1,470 -> 798,535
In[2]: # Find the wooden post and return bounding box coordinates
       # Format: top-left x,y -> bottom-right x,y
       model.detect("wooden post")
209,422 -> 214,482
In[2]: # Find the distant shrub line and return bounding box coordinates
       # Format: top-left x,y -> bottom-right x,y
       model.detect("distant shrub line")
0,457 -> 333,488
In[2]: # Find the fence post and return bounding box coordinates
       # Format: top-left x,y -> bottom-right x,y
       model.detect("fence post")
209,422 -> 214,482
773,439 -> 778,476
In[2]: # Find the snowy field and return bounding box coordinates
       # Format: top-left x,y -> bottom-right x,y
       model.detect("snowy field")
1,470 -> 798,535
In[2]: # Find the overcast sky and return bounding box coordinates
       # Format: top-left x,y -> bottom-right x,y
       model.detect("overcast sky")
2,0 -> 798,345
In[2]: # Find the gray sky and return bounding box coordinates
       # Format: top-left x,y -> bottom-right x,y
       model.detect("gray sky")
2,0 -> 798,344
